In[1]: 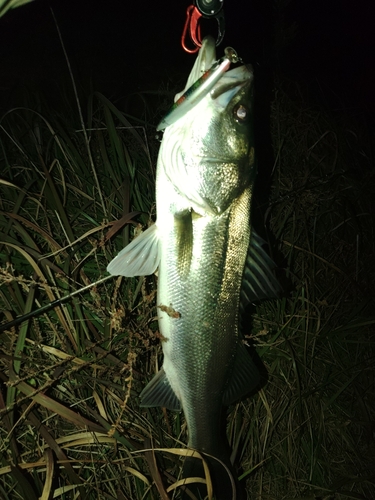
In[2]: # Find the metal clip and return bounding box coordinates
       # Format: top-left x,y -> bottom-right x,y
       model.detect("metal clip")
181,0 -> 225,53
181,5 -> 202,53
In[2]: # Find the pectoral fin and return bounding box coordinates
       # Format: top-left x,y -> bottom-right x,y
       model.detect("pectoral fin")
139,368 -> 181,411
107,223 -> 160,277
223,342 -> 261,406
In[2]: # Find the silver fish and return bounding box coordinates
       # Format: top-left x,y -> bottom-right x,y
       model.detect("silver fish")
107,35 -> 279,499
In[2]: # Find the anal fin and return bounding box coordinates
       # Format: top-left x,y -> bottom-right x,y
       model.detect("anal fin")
139,368 -> 181,411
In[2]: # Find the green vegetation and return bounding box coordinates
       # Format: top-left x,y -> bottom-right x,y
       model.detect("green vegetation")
0,0 -> 35,18
1,76 -> 374,499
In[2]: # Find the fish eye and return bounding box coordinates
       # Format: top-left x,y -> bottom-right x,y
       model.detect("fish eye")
233,104 -> 248,123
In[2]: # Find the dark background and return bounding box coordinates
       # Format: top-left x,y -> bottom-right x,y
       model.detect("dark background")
0,0 -> 374,117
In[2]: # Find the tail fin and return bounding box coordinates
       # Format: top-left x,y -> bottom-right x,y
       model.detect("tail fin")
179,452 -> 241,500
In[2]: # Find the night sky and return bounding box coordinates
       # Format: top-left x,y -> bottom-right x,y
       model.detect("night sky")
0,0 -> 374,115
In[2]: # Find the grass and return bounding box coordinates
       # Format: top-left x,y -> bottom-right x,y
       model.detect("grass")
0,73 -> 374,499
0,0 -> 35,18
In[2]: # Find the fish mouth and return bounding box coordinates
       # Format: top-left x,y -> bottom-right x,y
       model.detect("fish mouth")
193,155 -> 241,164
210,64 -> 253,100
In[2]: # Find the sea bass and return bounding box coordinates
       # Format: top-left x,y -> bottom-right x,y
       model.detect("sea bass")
107,36 -> 279,499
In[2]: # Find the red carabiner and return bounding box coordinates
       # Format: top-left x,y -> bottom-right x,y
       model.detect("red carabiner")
181,5 -> 202,53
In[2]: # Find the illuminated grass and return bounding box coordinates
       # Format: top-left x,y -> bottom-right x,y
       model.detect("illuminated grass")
0,77 -> 374,499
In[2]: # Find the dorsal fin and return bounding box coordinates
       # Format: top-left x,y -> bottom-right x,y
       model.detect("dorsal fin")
223,341 -> 261,406
241,229 -> 281,306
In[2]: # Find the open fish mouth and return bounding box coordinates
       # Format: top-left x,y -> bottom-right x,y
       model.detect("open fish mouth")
209,64 -> 253,110
211,64 -> 254,98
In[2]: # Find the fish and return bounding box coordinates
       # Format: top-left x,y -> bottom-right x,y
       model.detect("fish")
107,35 -> 280,499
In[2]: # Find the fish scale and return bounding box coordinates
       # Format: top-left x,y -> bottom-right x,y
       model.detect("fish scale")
161,192 -> 252,456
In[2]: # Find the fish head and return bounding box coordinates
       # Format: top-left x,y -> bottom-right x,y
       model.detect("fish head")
160,37 -> 255,216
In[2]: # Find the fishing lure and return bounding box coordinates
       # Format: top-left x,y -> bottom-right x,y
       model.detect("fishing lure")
156,46 -> 241,131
